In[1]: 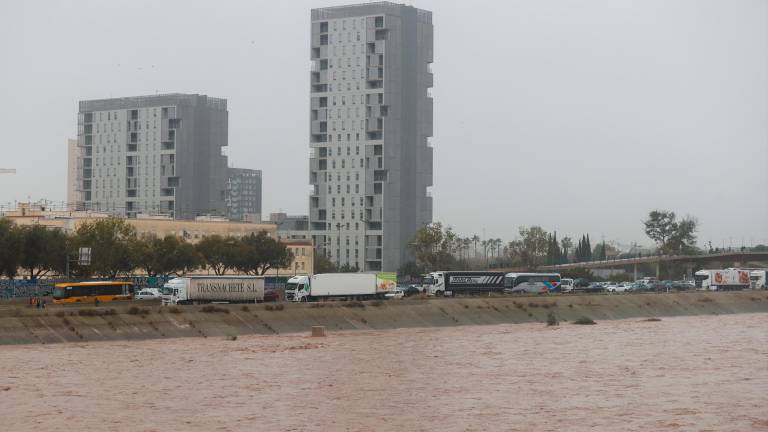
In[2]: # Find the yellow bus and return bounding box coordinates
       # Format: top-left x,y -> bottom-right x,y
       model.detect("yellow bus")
52,281 -> 134,304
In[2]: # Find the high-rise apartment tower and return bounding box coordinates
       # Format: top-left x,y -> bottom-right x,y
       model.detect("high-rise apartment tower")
76,94 -> 229,219
308,2 -> 434,272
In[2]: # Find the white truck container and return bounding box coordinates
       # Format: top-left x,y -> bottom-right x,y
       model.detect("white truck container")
161,276 -> 265,305
285,272 -> 396,302
750,270 -> 767,290
694,269 -> 751,291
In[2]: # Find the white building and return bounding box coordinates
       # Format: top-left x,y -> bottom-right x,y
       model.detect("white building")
308,2 -> 434,271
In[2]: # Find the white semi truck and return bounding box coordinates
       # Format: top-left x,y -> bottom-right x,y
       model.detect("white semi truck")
161,276 -> 265,305
694,269 -> 751,291
285,272 -> 396,302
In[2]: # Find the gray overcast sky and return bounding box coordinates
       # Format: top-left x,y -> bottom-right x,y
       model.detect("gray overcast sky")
1,0 -> 766,248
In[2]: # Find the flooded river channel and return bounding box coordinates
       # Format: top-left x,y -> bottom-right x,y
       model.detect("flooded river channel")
2,313 -> 767,431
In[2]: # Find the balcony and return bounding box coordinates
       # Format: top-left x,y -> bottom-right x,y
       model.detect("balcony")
311,121 -> 327,134
366,118 -> 383,132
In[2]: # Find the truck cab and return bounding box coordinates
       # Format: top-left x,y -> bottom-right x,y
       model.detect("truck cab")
421,272 -> 444,296
286,275 -> 310,302
161,278 -> 187,305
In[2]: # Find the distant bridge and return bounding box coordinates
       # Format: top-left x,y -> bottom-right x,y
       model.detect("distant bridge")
499,251 -> 768,279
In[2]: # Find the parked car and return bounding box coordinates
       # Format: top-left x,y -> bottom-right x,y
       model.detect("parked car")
385,289 -> 405,300
625,282 -> 645,292
403,286 -> 421,297
645,281 -> 668,292
264,289 -> 280,302
608,282 -> 632,293
671,280 -> 694,290
574,283 -> 604,293
135,289 -> 161,300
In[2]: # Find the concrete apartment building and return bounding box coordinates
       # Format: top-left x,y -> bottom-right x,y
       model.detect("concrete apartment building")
226,168 -> 262,222
75,93 -> 229,220
308,2 -> 434,272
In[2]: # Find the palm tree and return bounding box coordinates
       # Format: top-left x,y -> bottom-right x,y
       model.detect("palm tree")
463,238 -> 472,260
472,235 -> 480,258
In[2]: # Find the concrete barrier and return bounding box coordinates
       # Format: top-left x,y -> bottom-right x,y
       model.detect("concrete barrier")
1,291 -> 766,345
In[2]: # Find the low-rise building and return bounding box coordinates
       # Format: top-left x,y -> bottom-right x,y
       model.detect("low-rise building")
269,212 -> 310,240
3,204 -> 314,276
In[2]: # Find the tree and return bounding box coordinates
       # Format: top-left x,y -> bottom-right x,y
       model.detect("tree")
408,222 -> 461,271
507,226 -> 549,270
69,218 -> 137,278
574,234 -> 593,262
314,253 -> 337,273
195,235 -> 239,275
471,235 -> 480,259
134,234 -> 202,277
560,236 -> 573,263
593,241 -> 607,261
15,224 -> 67,279
171,242 -> 203,276
643,210 -> 698,255
0,218 -> 21,278
398,261 -> 424,280
234,232 -> 294,275
338,263 -> 359,273
132,234 -> 165,277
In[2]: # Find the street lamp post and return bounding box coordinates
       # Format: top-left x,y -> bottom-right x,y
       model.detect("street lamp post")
361,217 -> 369,272
335,223 -> 342,269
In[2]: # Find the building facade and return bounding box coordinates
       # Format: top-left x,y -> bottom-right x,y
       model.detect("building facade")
76,93 -> 229,220
308,2 -> 434,272
226,168 -> 262,222
269,212 -> 310,240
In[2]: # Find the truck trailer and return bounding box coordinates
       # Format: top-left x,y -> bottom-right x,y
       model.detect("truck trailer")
285,272 -> 397,302
694,269 -> 751,291
161,276 -> 265,305
422,271 -> 506,296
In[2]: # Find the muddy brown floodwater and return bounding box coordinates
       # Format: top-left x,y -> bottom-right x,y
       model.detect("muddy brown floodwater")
1,314 -> 767,431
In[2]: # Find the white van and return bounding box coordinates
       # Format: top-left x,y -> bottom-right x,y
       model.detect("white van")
560,278 -> 574,293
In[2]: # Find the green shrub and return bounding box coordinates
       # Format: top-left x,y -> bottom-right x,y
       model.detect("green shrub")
127,306 -> 150,316
573,316 -> 596,325
546,311 -> 559,326
200,305 -> 229,314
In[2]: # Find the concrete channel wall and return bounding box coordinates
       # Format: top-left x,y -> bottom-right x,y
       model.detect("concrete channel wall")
1,291 -> 767,345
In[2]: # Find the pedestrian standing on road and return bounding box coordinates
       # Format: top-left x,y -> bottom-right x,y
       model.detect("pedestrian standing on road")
36,297 -> 41,309
41,299 -> 46,309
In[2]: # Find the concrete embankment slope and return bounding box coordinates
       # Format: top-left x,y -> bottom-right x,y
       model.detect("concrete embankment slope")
1,291 -> 767,345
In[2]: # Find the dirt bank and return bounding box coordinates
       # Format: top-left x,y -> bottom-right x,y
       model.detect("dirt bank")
1,291 -> 766,345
